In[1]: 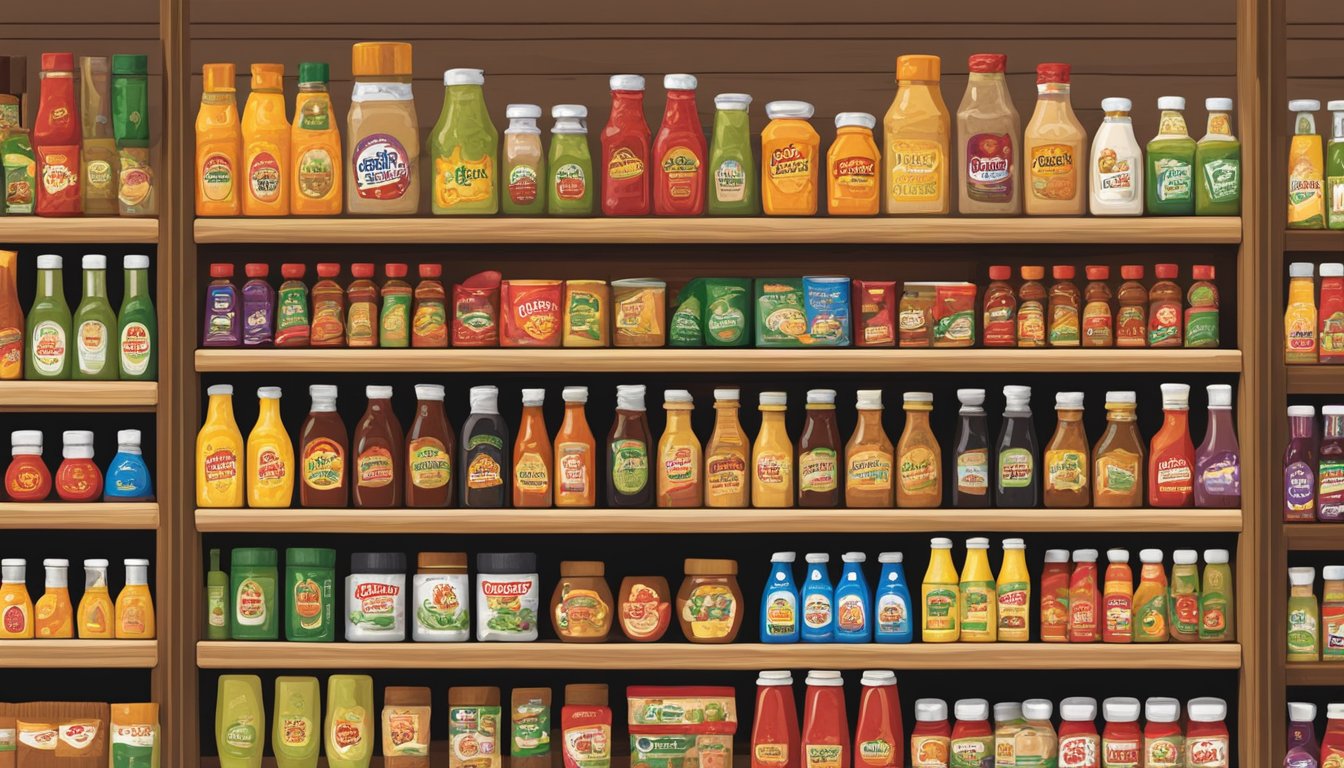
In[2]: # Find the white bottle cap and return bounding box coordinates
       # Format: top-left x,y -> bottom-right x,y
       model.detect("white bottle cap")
1107,548 -> 1129,563
443,68 -> 484,86
521,388 -> 545,407
1173,549 -> 1198,565
1330,703 -> 1344,720
1140,549 -> 1164,564
124,254 -> 150,269
1289,262 -> 1315,278
414,384 -> 444,402
562,386 -> 588,403
757,670 -> 793,686
807,389 -> 836,405
1055,391 -> 1084,410
860,670 -> 896,687
765,100 -> 814,120
116,429 -> 142,448
841,552 -> 866,563
1325,405 -> 1344,417
714,93 -> 752,111
1207,384 -> 1233,408
759,391 -> 787,407
957,389 -> 985,407
207,384 -> 233,397
469,385 -> 499,414
993,702 -> 1022,723
1072,549 -> 1099,563
1324,565 -> 1344,581
1145,697 -> 1181,723
1103,697 -> 1141,722
44,559 -> 68,588
11,430 -> 42,456
856,389 -> 883,409
931,537 -> 952,550
551,104 -> 588,120
664,74 -> 697,90
84,558 -> 108,569
835,112 -> 876,129
1,559 -> 26,582
1021,699 -> 1053,721
1323,263 -> 1344,278
904,391 -> 933,405
62,430 -> 94,460
714,388 -> 741,402
36,254 -> 62,269
1288,566 -> 1315,586
1059,697 -> 1097,721
1003,385 -> 1031,407
366,385 -> 393,400
1157,96 -> 1186,110
506,103 -> 542,120
124,558 -> 150,585
1206,97 -> 1234,111
805,553 -> 830,564
609,74 -> 645,91
309,384 -> 339,401
878,552 -> 902,564
1101,97 -> 1132,112
1331,101 -> 1344,112
1044,549 -> 1070,563
257,386 -> 281,400
1003,538 -> 1025,550
915,699 -> 948,722
954,699 -> 989,721
1290,99 -> 1322,112
616,384 -> 646,412
804,670 -> 843,686
1290,702 -> 1318,722
1203,548 -> 1229,565
771,552 -> 797,563
1186,697 -> 1226,723
1160,383 -> 1191,409
664,389 -> 693,405
1106,391 -> 1137,405
966,537 -> 989,550
1288,405 -> 1317,418
82,254 -> 106,270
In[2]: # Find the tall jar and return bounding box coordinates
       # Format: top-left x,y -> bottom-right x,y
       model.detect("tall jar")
346,42 -> 419,214
956,53 -> 1020,215
676,558 -> 743,644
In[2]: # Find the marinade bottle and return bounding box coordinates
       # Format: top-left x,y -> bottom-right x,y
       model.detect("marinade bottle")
996,385 -> 1039,507
461,385 -> 508,508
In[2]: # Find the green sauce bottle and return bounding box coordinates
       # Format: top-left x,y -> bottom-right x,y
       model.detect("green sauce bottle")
72,254 -> 118,380
118,254 -> 157,380
548,104 -> 593,216
707,93 -> 758,215
429,68 -> 499,215
26,253 -> 72,380
1194,97 -> 1241,216
1146,96 -> 1197,215
1328,100 -> 1344,230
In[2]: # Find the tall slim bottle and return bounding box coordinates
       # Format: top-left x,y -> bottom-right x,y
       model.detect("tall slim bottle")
26,254 -> 72,380
72,253 -> 117,380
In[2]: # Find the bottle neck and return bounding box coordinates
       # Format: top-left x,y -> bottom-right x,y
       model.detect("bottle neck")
662,90 -> 698,125
257,397 -> 281,421
1327,413 -> 1344,439
1162,408 -> 1190,428
1106,406 -> 1137,423
1158,110 -> 1189,137
1291,415 -> 1316,439
298,82 -> 328,94
1296,113 -> 1317,135
124,267 -> 149,299
1206,111 -> 1233,137
1055,408 -> 1083,423
1334,112 -> 1344,141
202,91 -> 236,107
38,268 -> 63,299
610,90 -> 645,121
84,268 -> 107,298
207,394 -> 235,422
1036,82 -> 1071,100
507,118 -> 540,135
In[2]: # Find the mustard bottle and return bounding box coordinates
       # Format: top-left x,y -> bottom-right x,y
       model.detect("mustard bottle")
0,558 -> 34,639
1289,99 -> 1326,229
883,54 -> 951,214
246,386 -> 295,508
752,391 -> 794,508
241,63 -> 291,216
197,384 -> 246,507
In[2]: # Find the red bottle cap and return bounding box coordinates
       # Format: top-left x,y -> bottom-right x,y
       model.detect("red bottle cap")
351,263 -> 375,279
244,263 -> 269,279
1155,263 -> 1179,279
316,263 -> 341,279
1192,264 -> 1215,280
41,52 -> 75,72
988,265 -> 1012,281
1120,265 -> 1144,280
1036,62 -> 1070,84
1052,265 -> 1076,280
385,263 -> 408,279
1085,265 -> 1110,280
209,263 -> 234,279
281,263 -> 306,280
419,263 -> 443,278
968,54 -> 1007,74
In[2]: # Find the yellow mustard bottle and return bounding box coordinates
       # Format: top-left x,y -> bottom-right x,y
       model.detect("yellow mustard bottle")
195,62 -> 243,216
883,54 -> 951,214
752,391 -> 794,508
922,537 -> 960,642
761,100 -> 820,216
197,383 -> 246,507
77,558 -> 115,639
34,558 -> 73,638
1289,99 -> 1326,229
0,558 -> 34,639
247,386 -> 296,508
290,62 -> 342,215
705,388 -> 750,508
241,63 -> 291,216
657,389 -> 703,508
115,558 -> 156,639
958,537 -> 997,642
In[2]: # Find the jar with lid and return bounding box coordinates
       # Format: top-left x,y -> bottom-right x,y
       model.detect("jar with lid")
760,100 -> 820,216
345,552 -> 407,642
346,42 -> 419,214
230,547 -> 278,640
285,547 -> 336,642
618,575 -> 671,642
476,552 -> 539,642
550,560 -> 614,643
676,558 -> 743,643
413,551 -> 469,642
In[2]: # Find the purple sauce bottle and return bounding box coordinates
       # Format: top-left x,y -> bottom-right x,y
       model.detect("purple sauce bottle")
1194,383 -> 1240,508
202,263 -> 240,347
1285,405 -> 1319,522
241,262 -> 275,347
1285,701 -> 1320,768
1321,405 -> 1344,521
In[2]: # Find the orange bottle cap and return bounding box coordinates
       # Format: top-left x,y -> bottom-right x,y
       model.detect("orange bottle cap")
202,63 -> 236,93
897,54 -> 941,82
1021,265 -> 1045,281
352,42 -> 413,78
250,63 -> 284,90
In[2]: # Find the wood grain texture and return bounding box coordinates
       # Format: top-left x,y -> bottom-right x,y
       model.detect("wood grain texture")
0,218 -> 159,244
0,503 -> 158,529
0,381 -> 158,409
1283,524 -> 1344,551
1285,231 -> 1344,253
1285,662 -> 1344,686
196,641 -> 1242,670
1285,367 -> 1344,394
0,640 -> 158,668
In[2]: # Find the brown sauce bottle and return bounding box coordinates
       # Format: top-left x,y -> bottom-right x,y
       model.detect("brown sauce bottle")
300,384 -> 349,507
353,385 -> 404,507
798,388 -> 841,508
406,383 -> 455,508
952,388 -> 991,508
460,385 -> 509,508
1043,391 -> 1090,508
608,384 -> 653,508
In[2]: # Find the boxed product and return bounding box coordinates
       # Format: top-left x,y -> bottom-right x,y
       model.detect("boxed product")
627,687 -> 737,768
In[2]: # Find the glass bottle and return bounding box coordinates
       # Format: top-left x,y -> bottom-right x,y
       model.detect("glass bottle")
983,265 -> 1017,347
996,385 -> 1038,507
548,105 -> 593,215
798,389 -> 841,508
300,384 -> 348,508
1330,101 -> 1344,229
275,263 -> 309,348
1081,265 -> 1114,347
403,383 -> 454,509
1044,391 -> 1089,508
26,254 -> 72,379
379,263 -> 412,348
952,388 -> 990,508
846,389 -> 895,508
310,263 -> 345,348
460,385 -> 508,509
1146,96 -> 1197,215
705,388 -> 750,508
502,104 -> 545,215
1116,264 -> 1148,348
429,68 -> 498,215
1185,264 -> 1220,348
897,392 -> 941,508
1047,264 -> 1081,347
290,61 -> 342,215
1149,383 -> 1196,508
1322,405 -> 1344,522
707,93 -> 757,214
1092,391 -> 1144,508
346,262 -> 378,348
411,263 -> 447,348
353,384 -> 404,508
241,262 -> 274,347
601,74 -> 651,216
554,386 -> 597,508
1016,266 -> 1046,348
608,384 -> 652,508
1148,263 -> 1183,348
1195,97 -> 1241,215
1023,62 -> 1086,215
1285,406 -> 1320,521
72,253 -> 118,379
1195,384 -> 1241,509
1286,261 -> 1319,363
513,388 -> 552,508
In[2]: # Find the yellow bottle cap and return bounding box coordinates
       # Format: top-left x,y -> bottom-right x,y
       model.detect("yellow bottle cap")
352,42 -> 413,78
250,63 -> 284,91
897,54 -> 941,82
202,63 -> 236,93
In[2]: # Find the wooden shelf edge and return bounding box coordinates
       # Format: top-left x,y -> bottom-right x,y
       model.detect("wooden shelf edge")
1284,230 -> 1344,253
196,507 -> 1242,534
1283,523 -> 1344,550
0,503 -> 159,529
1285,661 -> 1344,685
1286,366 -> 1344,394
0,640 -> 158,668
0,381 -> 158,410
0,218 -> 159,244
196,641 -> 1240,670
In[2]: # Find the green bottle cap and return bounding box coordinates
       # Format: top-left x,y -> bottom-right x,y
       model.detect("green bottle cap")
298,62 -> 329,85
231,547 -> 277,567
111,54 -> 148,76
286,547 -> 337,568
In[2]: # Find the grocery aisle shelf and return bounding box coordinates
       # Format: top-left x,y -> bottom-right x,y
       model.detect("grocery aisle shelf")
195,348 -> 1243,374
0,381 -> 158,410
0,640 -> 158,668
0,502 -> 159,529
1285,366 -> 1344,394
196,506 -> 1242,534
1286,662 -> 1344,685
197,641 -> 1240,670
1284,230 -> 1344,253
0,218 -> 159,244
194,216 -> 1242,245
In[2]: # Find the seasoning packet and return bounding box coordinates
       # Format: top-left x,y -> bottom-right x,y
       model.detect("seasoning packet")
932,282 -> 978,348
501,279 -> 563,348
802,276 -> 850,346
453,270 -> 501,347
669,279 -> 705,347
853,280 -> 896,347
3,129 -> 35,215
703,278 -> 751,347
383,686 -> 431,768
899,282 -> 935,347
754,278 -> 807,347
563,280 -> 609,347
448,687 -> 502,768
109,703 -> 157,768
627,687 -> 737,768
612,278 -> 667,348
510,688 -> 551,764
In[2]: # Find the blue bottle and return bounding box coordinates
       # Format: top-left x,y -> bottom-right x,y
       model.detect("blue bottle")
760,551 -> 799,643
874,551 -> 914,643
834,552 -> 872,642
800,553 -> 834,642
104,429 -> 154,500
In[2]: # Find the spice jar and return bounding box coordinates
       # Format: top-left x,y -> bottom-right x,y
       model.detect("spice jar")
618,575 -> 671,642
476,552 -> 539,642
230,547 -> 278,640
550,561 -> 614,643
413,551 -> 469,642
5,430 -> 51,502
285,547 -> 336,642
676,558 -> 743,643
345,552 -> 407,642
55,430 -> 102,501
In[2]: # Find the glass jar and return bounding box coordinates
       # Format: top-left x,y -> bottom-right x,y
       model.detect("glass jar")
676,558 -> 743,643
550,560 -> 614,643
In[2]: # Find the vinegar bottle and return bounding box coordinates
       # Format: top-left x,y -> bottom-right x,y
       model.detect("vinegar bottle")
801,671 -> 849,768
554,386 -> 597,508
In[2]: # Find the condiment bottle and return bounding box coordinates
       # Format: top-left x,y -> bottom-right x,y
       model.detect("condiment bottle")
1185,698 -> 1230,768
195,62 -> 242,216
1142,697 -> 1182,768
327,675 -> 376,765
676,558 -> 743,643
910,699 -> 951,768
300,384 -> 348,507
958,537 -> 996,642
73,254 -> 117,378
1284,702 -> 1320,768
554,386 -> 596,508
996,385 -> 1038,508
1287,566 -> 1320,662
1196,97 -> 1241,215
957,53 -> 1020,215
1321,262 -> 1344,363
1325,705 -> 1344,767
246,386 -> 294,508
657,389 -> 702,508
560,684 -> 609,768
997,538 -> 1030,643
285,547 -> 336,643
1044,391 -> 1089,508
1116,265 -> 1148,348
345,552 -> 407,642
78,558 -> 115,639
503,103 -> 546,214
354,385 -> 403,508
752,671 -> 800,768
897,392 -> 941,508
1199,548 -> 1233,642
346,262 -> 379,348
1101,548 -> 1133,644
760,553 -> 799,644
875,552 -> 913,644
115,557 -> 155,639
801,553 -> 834,643
1081,265 -> 1114,347
1023,62 -> 1086,216
290,61 -> 342,215
406,384 -> 454,508
33,53 -> 82,216
202,262 -> 240,348
1169,549 -> 1201,643
111,54 -> 156,217
241,63 -> 290,216
0,251 -> 21,380
608,384 -> 652,507
798,388 -> 840,508
55,429 -> 101,502
1333,102 -> 1344,229
1286,261 -> 1319,363
512,389 -> 552,508
275,677 -> 322,766
853,671 -> 901,768
846,389 -> 895,508
0,558 -> 34,639
753,391 -> 794,508
983,265 -> 1017,347
801,671 -> 849,768
34,558 -> 72,638
950,699 -> 993,767
1196,383 -> 1241,509
652,74 -> 707,216
1057,697 -> 1099,768
1016,266 -> 1046,348
111,259 -> 159,375
992,702 -> 1023,766
1048,265 -> 1081,347
311,262 -> 346,347
347,42 -> 419,214
922,537 -> 960,643
1040,549 -> 1070,643
217,675 -> 265,766
550,560 -> 614,643
1133,549 -> 1170,644
601,75 -> 650,216
834,552 -> 871,642
1068,548 -> 1100,643
379,263 -> 412,348
429,68 -> 498,215
1093,391 -> 1144,508
1017,699 -> 1059,767
1153,267 -> 1190,349
707,93 -> 757,215
276,263 -> 310,347
827,112 -> 880,215
1149,383 -> 1196,508
1323,565 -> 1344,660
1286,405 -> 1320,519
1101,698 -> 1142,768
104,428 -> 153,501
705,388 -> 750,508
241,263 -> 274,347
1185,264 -> 1219,348
409,263 -> 447,348
1089,97 -> 1143,216
548,104 -> 593,215
883,54 -> 950,214
5,430 -> 51,501
952,388 -> 990,508
761,100 -> 820,216
197,384 -> 245,507
1146,96 -> 1197,216
461,385 -> 508,508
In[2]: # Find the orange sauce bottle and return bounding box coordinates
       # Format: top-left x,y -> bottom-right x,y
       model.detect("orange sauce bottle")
1115,265 -> 1148,348
554,386 -> 597,508
240,63 -> 291,216
658,389 -> 702,508
760,101 -> 820,216
1043,391 -> 1090,508
827,112 -> 880,215
513,389 -> 553,507
1048,265 -> 1081,347
846,390 -> 895,508
115,558 -> 155,639
1017,266 -> 1046,348
1067,548 -> 1099,643
34,558 -> 73,638
1102,548 -> 1133,643
1082,265 -> 1114,347
1148,383 -> 1195,507
311,263 -> 346,348
752,392 -> 795,508
896,392 -> 941,508
705,389 -> 750,508
195,63 -> 243,216
346,263 -> 379,348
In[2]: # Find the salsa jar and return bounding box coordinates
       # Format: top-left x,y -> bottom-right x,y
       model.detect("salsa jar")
412,551 -> 469,642
676,558 -> 743,643
476,552 -> 539,642
550,561 -> 614,643
618,575 -> 671,642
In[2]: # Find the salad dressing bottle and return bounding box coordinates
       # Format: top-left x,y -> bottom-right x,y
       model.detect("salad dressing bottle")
1089,97 -> 1143,215
1195,97 -> 1241,215
705,389 -> 750,508
752,391 -> 794,508
26,254 -> 72,380
1288,99 -> 1325,229
1132,549 -> 1169,643
503,104 -> 545,214
554,386 -> 597,508
301,384 -> 348,508
956,53 -> 1019,215
798,389 -> 841,508
77,558 -> 115,638
34,558 -> 72,638
883,54 -> 951,214
195,63 -> 242,216
430,68 -> 499,215
548,105 -> 593,215
1146,97 -> 1197,216
73,253 -> 118,380
1023,63 -> 1086,215
707,93 -> 756,214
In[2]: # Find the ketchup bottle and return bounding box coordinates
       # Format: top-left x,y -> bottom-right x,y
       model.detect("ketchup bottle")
5,430 -> 52,502
801,670 -> 849,768
601,74 -> 651,216
1057,696 -> 1099,768
751,671 -> 800,768
1142,697 -> 1182,767
852,670 -> 901,768
652,74 -> 707,216
55,430 -> 102,502
1184,697 -> 1230,768
909,699 -> 950,767
950,699 -> 992,767
1101,697 -> 1142,767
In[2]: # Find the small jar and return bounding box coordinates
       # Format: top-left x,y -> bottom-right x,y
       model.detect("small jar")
476,552 -> 539,642
230,547 -> 278,640
285,547 -> 336,642
345,552 -> 407,642
55,430 -> 102,502
550,560 -> 614,643
5,430 -> 51,502
676,558 -> 743,643
413,551 -> 470,642
618,575 -> 671,642
104,429 -> 154,501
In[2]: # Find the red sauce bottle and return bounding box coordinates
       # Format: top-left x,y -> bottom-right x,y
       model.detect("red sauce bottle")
751,671 -> 800,768
1141,697 -> 1182,768
5,430 -> 52,502
1184,697 -> 1229,768
33,52 -> 83,216
55,430 -> 102,502
852,671 -> 901,768
1100,698 -> 1142,768
1057,696 -> 1100,768
1115,264 -> 1148,348
652,74 -> 707,216
1067,548 -> 1099,643
601,75 -> 651,216
406,384 -> 455,508
950,699 -> 992,767
909,699 -> 950,767
982,265 -> 1017,347
353,385 -> 403,507
801,671 -> 849,768
1148,383 -> 1196,507
1148,263 -> 1183,348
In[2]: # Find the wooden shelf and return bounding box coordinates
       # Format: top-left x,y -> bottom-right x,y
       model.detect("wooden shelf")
0,381 -> 158,410
194,217 -> 1242,246
197,506 -> 1242,534
1283,523 -> 1344,550
1284,230 -> 1344,253
197,641 -> 1240,670
0,640 -> 157,668
1286,366 -> 1344,394
0,503 -> 159,529
1286,662 -> 1344,685
0,218 -> 158,244
195,348 -> 1243,374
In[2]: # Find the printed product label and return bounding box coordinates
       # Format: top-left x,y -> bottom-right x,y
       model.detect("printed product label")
1117,306 -> 1146,345
965,132 -> 1013,202
1205,158 -> 1240,203
755,451 -> 791,487
468,451 -> 504,489
682,584 -> 736,638
347,302 -> 375,344
509,164 -> 539,205
956,449 -> 989,495
1103,738 -> 1139,767
562,721 -> 609,768
1199,453 -> 1240,496
911,735 -> 950,768
1095,451 -> 1139,497
803,592 -> 832,631
556,442 -> 591,495
805,744 -> 844,768
876,592 -> 909,635
763,589 -> 797,637
350,580 -> 401,630
254,446 -> 288,486
1104,591 -> 1133,637
512,698 -> 550,756
900,447 -> 938,493
86,159 -> 113,191
1321,458 -> 1344,498
31,320 -> 66,374
515,451 -> 550,495
236,578 -> 267,625
555,163 -> 587,200
833,155 -> 876,193
119,322 -> 151,375
923,584 -> 957,631
998,448 -> 1033,489
40,151 -> 76,195
222,719 -> 255,750
799,447 -> 838,493
1059,734 -> 1098,767
1154,456 -> 1193,495
660,444 -> 698,491
1095,148 -> 1138,202
767,143 -> 812,194
207,586 -> 226,627
434,147 -> 494,208
660,146 -> 701,200
0,325 -> 21,378
835,592 -> 866,632
714,159 -> 747,202
1046,448 -> 1087,492
1017,301 -> 1045,344
848,449 -> 893,490
408,437 -> 451,489
248,151 -> 281,203
959,580 -> 993,634
1154,157 -> 1193,202
293,576 -> 325,629
555,584 -> 610,637
706,453 -> 747,499
1050,303 -> 1080,345
330,706 -> 367,757
1185,737 -> 1227,768
416,573 -> 468,633
997,581 -> 1029,634
887,139 -> 942,202
610,439 -> 649,494
984,303 -> 1015,346
302,438 -> 344,490
1083,301 -> 1113,344
77,319 -> 108,373
204,448 -> 239,485
2,603 -> 29,635
607,146 -> 645,181
1029,143 -> 1078,201
756,743 -> 790,767
352,133 -> 411,200
1145,736 -> 1182,768
297,147 -> 335,199
949,736 -> 991,768
357,446 -> 394,487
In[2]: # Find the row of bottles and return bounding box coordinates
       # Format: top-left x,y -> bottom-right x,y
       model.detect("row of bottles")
1284,261 -> 1344,364
0,557 -> 154,639
1286,99 -> 1344,229
3,428 -> 152,502
1283,405 -> 1344,521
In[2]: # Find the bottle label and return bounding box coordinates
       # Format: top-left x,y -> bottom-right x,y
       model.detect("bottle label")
1289,605 -> 1319,655
660,146 -> 701,200
554,162 -> 587,200
1083,301 -> 1113,344
799,447 -> 838,493
1116,306 -> 1146,345
303,437 -> 345,490
956,449 -> 989,495
381,295 -> 411,344
235,578 -> 267,625
767,143 -> 812,194
876,592 -> 909,635
1102,737 -> 1139,767
1050,303 -> 1080,345
31,320 -> 67,374
352,133 -> 411,200
1095,450 -> 1140,498
833,155 -> 876,196
1154,455 -> 1193,496
1286,461 -> 1317,514
357,446 -> 394,487
200,152 -> 234,202
835,593 -> 866,632
1017,300 -> 1045,345
254,446 -> 288,487
467,451 -> 503,489
119,322 -> 152,375
1321,458 -> 1344,499
949,736 -> 991,768
1154,157 -> 1193,202
1199,452 -> 1240,497
1046,448 -> 1087,492
412,301 -> 446,346
610,439 -> 649,494
911,735 -> 950,768
965,133 -> 1013,203
803,592 -> 832,630
556,442 -> 591,495
899,446 -> 938,493
76,320 -> 108,374
0,325 -> 21,378
847,449 -> 893,490
984,303 -> 1016,346
248,151 -> 281,203
297,147 -> 335,199
805,744 -> 844,768
997,581 -> 1029,635
959,580 -> 993,634
1204,158 -> 1240,203
204,448 -> 239,486
607,146 -> 645,182
508,164 -> 539,205
1059,734 -> 1098,767
887,139 -> 942,202
1171,591 -> 1200,637
1185,737 -> 1227,768
207,586 -> 226,627
408,437 -> 451,490
1029,143 -> 1078,201
756,743 -> 790,767
660,444 -> 698,489
514,451 -> 550,495
856,738 -> 892,767
706,453 -> 747,499
714,159 -> 746,203
1095,147 -> 1138,202
998,448 -> 1034,490
762,589 -> 796,637
1104,591 -> 1133,636
755,451 -> 792,487
923,584 -> 957,631
347,302 -> 375,345
280,716 -> 312,748
434,146 -> 494,208
1145,736 -> 1182,768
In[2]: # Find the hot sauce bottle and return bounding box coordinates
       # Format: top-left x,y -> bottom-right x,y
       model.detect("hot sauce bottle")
1115,265 -> 1148,348
55,430 -> 102,502
652,74 -> 707,216
1016,266 -> 1046,348
1101,548 -> 1133,644
310,262 -> 346,347
983,265 -> 1017,347
411,263 -> 447,348
1043,391 -> 1089,508
461,385 -> 508,508
601,74 -> 651,216
300,384 -> 348,508
1057,697 -> 1100,768
407,384 -> 454,508
34,52 -> 83,217
1040,549 -> 1070,643
798,389 -> 841,508
910,699 -> 951,768
1148,263 -> 1183,348
1067,548 -> 1099,643
513,388 -> 552,508
1101,698 -> 1142,768
6,430 -> 52,502
353,385 -> 403,508
346,262 -> 379,348
1148,383 -> 1195,508
1081,265 -> 1114,347
1048,265 -> 1081,347
608,384 -> 653,508
949,699 -> 993,768
801,670 -> 849,768
555,386 -> 597,508
852,670 -> 901,768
